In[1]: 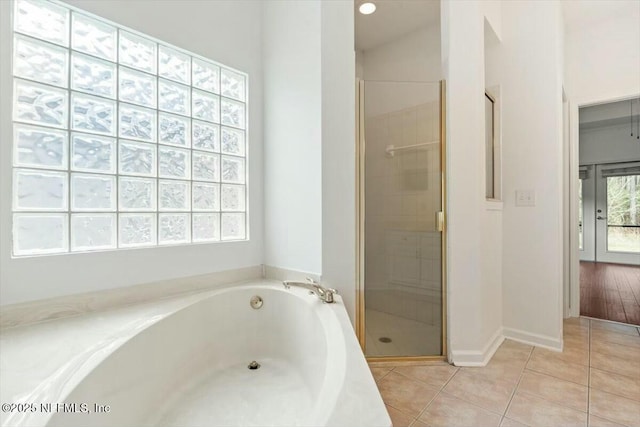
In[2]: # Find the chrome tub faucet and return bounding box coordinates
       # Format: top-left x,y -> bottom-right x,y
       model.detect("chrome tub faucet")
282,278 -> 338,303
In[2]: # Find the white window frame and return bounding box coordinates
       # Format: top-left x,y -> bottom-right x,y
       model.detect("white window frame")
10,0 -> 249,257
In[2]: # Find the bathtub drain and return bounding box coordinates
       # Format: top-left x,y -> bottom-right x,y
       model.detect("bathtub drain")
248,361 -> 261,370
379,337 -> 392,343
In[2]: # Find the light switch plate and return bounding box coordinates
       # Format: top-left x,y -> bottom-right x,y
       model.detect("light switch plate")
516,190 -> 536,207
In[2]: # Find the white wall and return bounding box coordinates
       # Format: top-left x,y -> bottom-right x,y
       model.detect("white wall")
0,0 -> 264,305
500,1 -> 564,349
262,0 -> 323,276
564,6 -> 640,105
580,124 -> 640,165
360,25 -> 441,118
320,0 -> 356,322
442,0 -> 503,363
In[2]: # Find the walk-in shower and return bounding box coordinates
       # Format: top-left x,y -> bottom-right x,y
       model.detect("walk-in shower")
356,80 -> 446,360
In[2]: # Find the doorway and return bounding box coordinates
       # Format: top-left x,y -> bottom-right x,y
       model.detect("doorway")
577,100 -> 640,325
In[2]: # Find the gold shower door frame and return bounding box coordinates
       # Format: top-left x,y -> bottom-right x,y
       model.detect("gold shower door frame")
355,80 -> 447,362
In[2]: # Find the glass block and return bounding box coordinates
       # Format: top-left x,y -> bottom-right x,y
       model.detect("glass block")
119,31 -> 156,73
14,79 -> 68,129
13,213 -> 68,256
192,121 -> 220,152
14,35 -> 68,88
159,180 -> 190,211
221,127 -> 245,156
119,177 -> 156,211
118,140 -> 156,177
159,146 -> 190,179
158,79 -> 190,116
71,93 -> 116,135
221,184 -> 246,212
221,98 -> 245,129
71,173 -> 116,212
192,89 -> 219,123
159,45 -> 191,84
119,213 -> 156,247
193,213 -> 220,242
221,68 -> 245,101
192,152 -> 219,182
71,12 -> 117,61
159,113 -> 190,147
119,66 -> 157,108
192,182 -> 219,211
14,0 -> 69,47
119,104 -> 157,142
14,124 -> 67,170
221,156 -> 245,184
159,214 -> 190,245
14,169 -> 67,211
71,133 -> 116,174
71,53 -> 117,99
221,213 -> 245,241
192,58 -> 219,94
71,214 -> 116,251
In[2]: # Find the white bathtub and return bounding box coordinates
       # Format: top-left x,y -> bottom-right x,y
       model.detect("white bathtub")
11,281 -> 389,427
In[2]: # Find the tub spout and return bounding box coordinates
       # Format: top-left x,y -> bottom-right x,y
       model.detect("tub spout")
282,278 -> 338,303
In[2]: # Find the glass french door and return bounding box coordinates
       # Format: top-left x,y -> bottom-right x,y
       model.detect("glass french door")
594,163 -> 640,265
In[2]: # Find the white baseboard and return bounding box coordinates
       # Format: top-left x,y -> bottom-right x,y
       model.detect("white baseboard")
450,328 -> 504,366
503,327 -> 563,352
1,265 -> 262,329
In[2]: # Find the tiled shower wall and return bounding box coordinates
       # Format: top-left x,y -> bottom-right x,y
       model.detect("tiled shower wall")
364,100 -> 442,326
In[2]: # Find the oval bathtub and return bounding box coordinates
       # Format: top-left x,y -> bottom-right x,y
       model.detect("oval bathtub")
41,281 -> 390,427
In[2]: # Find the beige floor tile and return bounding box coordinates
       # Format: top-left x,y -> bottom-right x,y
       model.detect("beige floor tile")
591,328 -> 640,349
505,391 -> 587,427
393,365 -> 459,389
418,392 -> 502,427
442,370 -> 516,414
591,339 -> 640,361
590,350 -> 640,380
386,404 -> 415,427
589,388 -> 640,427
526,350 -> 589,385
564,323 -> 590,338
500,417 -> 529,427
534,344 -> 589,366
591,319 -> 640,337
371,366 -> 393,382
588,414 -> 627,427
462,357 -> 527,385
492,340 -> 533,363
516,371 -> 588,412
564,317 -> 591,327
590,367 -> 640,402
377,371 -> 440,418
410,419 -> 429,427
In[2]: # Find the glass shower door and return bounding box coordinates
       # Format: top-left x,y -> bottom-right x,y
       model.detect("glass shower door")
359,80 -> 445,358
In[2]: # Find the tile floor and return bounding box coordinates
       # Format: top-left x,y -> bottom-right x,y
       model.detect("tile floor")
366,309 -> 442,357
370,318 -> 640,427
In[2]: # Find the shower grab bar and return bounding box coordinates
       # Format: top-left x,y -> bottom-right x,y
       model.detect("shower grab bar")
385,141 -> 439,157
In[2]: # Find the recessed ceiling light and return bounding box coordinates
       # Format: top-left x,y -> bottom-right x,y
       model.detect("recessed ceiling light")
359,2 -> 376,15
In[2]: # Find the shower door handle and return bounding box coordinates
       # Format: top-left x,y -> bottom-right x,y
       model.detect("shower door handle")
436,211 -> 445,232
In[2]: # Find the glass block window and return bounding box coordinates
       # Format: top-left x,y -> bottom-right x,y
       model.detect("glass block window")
11,0 -> 248,256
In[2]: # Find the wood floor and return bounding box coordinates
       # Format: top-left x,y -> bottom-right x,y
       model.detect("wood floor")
580,261 -> 640,325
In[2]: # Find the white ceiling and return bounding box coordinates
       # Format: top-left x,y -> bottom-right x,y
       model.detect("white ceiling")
354,0 -> 440,51
561,0 -> 640,33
